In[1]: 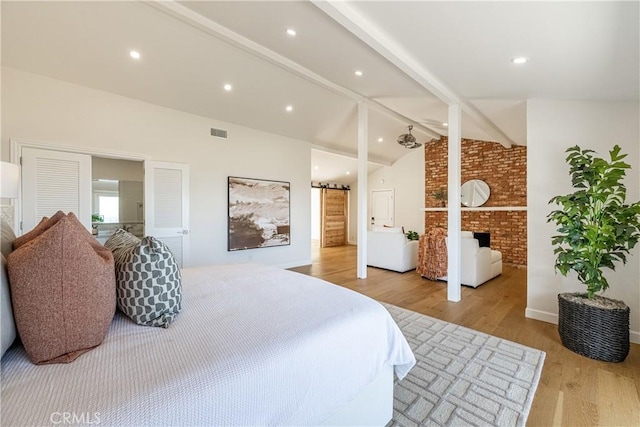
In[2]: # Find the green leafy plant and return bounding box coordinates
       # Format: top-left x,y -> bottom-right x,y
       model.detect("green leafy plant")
405,230 -> 419,241
91,213 -> 104,223
547,145 -> 640,299
433,188 -> 447,206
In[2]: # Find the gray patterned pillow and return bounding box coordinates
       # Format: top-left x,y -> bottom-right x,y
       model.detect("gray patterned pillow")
104,228 -> 141,264
106,231 -> 181,328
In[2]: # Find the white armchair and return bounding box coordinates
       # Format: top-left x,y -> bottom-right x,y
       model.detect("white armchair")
445,232 -> 502,287
367,228 -> 418,273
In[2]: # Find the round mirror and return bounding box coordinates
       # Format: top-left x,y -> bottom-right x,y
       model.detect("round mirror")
461,179 -> 490,207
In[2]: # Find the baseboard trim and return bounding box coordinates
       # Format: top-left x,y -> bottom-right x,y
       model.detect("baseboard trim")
526,308 -> 640,344
525,308 -> 558,325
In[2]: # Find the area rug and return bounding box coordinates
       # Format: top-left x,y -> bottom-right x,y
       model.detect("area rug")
383,303 -> 545,427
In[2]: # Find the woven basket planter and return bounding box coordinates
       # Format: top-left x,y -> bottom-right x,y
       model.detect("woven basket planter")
558,293 -> 630,363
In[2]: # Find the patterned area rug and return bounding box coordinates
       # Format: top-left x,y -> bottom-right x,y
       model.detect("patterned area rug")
383,303 -> 545,427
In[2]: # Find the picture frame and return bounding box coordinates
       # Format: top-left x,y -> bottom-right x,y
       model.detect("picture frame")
227,176 -> 291,251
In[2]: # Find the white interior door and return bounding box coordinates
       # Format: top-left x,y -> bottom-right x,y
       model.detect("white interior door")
370,189 -> 394,228
144,161 -> 189,267
20,147 -> 91,233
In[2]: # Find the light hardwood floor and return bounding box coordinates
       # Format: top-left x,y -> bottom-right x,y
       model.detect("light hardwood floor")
290,244 -> 640,426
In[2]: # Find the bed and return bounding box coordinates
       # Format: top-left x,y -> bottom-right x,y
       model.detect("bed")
1,262 -> 415,426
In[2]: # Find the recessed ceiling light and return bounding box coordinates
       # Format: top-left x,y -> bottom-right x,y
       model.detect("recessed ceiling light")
442,122 -> 448,127
346,171 -> 351,175
129,50 -> 141,60
377,137 -> 384,143
314,165 -> 319,170
223,84 -> 232,92
354,70 -> 363,77
285,105 -> 293,112
286,28 -> 296,36
511,56 -> 528,64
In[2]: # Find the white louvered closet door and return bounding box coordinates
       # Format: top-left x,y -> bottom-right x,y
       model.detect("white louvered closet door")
21,147 -> 92,234
144,161 -> 190,268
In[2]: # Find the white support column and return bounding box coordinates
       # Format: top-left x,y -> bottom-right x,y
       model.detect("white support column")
447,104 -> 462,302
357,102 -> 368,279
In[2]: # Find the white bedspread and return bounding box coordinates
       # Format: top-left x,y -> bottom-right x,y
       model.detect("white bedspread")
1,263 -> 415,426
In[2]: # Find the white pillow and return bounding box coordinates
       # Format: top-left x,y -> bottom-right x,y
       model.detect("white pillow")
1,218 -> 16,259
373,226 -> 404,234
1,254 -> 16,357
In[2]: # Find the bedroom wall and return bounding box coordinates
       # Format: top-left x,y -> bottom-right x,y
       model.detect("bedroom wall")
1,67 -> 312,269
348,148 -> 425,244
527,99 -> 640,343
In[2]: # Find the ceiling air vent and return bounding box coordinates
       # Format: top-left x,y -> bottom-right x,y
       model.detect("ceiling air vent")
210,128 -> 228,139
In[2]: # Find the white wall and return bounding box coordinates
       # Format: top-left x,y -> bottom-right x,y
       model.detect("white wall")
311,188 -> 321,241
527,99 -> 640,343
348,148 -> 425,243
2,67 -> 311,268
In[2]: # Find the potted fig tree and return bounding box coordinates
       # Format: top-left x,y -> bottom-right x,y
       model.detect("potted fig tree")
548,145 -> 640,362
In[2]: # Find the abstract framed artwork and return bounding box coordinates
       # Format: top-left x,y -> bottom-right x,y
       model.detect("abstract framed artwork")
228,176 -> 291,251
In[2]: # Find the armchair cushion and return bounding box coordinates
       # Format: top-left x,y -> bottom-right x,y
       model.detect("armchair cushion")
429,231 -> 502,288
457,235 -> 502,287
371,226 -> 404,234
367,231 -> 418,273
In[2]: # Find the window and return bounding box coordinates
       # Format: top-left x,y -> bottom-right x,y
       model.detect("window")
98,195 -> 119,223
93,190 -> 119,223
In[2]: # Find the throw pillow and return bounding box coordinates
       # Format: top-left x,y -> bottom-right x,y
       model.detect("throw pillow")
12,210 -> 66,250
373,226 -> 404,234
1,218 -> 16,259
104,228 -> 141,264
1,254 -> 16,357
106,231 -> 182,328
7,213 -> 116,364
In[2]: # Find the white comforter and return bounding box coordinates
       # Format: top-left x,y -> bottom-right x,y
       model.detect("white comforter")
1,263 -> 415,426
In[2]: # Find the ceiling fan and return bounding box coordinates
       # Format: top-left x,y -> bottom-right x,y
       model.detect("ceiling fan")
397,125 -> 422,149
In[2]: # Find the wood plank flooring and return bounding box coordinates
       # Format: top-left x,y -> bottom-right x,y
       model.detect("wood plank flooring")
289,244 -> 640,426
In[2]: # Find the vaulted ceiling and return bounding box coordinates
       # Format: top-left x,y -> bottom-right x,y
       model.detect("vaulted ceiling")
2,1 -> 638,183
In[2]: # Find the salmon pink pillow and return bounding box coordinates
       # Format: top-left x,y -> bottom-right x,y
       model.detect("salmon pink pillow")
7,213 -> 116,364
12,210 -> 66,250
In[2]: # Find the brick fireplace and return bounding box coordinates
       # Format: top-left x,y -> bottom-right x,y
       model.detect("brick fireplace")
424,136 -> 527,266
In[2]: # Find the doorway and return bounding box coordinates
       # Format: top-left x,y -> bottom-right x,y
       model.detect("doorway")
370,189 -> 394,227
14,141 -> 190,267
319,188 -> 348,248
92,157 -> 144,239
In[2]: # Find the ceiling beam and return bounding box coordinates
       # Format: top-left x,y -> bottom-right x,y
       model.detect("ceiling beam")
145,0 -> 440,141
311,145 -> 392,167
366,99 -> 441,140
312,0 -> 514,148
